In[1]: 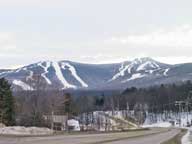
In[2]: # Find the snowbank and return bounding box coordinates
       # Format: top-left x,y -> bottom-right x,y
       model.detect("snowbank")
0,126 -> 53,136
142,122 -> 172,128
181,130 -> 190,144
144,112 -> 192,127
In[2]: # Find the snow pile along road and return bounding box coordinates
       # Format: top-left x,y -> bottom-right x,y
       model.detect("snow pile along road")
182,130 -> 190,144
142,122 -> 172,128
0,126 -> 53,136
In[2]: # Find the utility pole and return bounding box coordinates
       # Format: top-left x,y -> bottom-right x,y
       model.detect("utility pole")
185,91 -> 192,125
126,102 -> 129,118
51,111 -> 54,130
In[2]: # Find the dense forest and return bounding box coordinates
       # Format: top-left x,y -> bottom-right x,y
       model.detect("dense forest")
1,77 -> 192,127
124,81 -> 192,111
10,80 -> 192,127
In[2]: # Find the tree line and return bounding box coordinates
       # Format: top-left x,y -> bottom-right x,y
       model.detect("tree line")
1,76 -> 192,127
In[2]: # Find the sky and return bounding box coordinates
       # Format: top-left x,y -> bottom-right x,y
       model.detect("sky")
1,0 -> 192,68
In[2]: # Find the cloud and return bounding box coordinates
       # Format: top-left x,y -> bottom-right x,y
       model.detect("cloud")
155,56 -> 192,64
0,0 -> 74,8
109,25 -> 192,48
0,32 -> 16,51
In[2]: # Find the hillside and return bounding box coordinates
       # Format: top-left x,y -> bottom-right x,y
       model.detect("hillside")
1,57 -> 192,91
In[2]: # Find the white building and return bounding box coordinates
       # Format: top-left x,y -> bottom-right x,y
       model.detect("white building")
44,115 -> 80,131
67,119 -> 80,131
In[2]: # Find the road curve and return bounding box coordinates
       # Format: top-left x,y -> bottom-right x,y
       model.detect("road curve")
108,129 -> 180,144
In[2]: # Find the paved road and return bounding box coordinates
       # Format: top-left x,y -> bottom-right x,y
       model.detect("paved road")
0,129 -> 180,144
108,129 -> 180,144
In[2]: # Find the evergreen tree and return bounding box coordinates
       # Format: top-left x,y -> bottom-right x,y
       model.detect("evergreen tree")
63,93 -> 72,115
0,78 -> 15,126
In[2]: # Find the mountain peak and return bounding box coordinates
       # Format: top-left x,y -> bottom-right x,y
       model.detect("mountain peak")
133,57 -> 155,63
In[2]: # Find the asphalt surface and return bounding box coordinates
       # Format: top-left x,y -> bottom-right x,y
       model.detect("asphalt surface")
0,129 -> 180,144
108,129 -> 180,144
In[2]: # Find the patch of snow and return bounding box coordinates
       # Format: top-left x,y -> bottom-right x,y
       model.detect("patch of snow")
147,70 -> 155,74
152,62 -> 160,68
38,62 -> 52,85
13,80 -> 34,90
137,61 -> 160,71
164,68 -> 170,76
26,69 -> 34,81
137,62 -> 151,71
15,68 -> 22,73
142,122 -> 172,128
15,67 -> 34,82
109,62 -> 133,81
61,62 -> 88,88
119,63 -> 125,72
144,112 -> 192,128
122,73 -> 146,83
182,130 -> 190,144
127,65 -> 133,74
52,62 -> 76,89
137,58 -> 143,63
0,126 -> 53,136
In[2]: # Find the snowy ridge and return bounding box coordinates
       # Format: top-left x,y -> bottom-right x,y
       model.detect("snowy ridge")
52,62 -> 76,89
109,59 -> 143,81
109,62 -> 132,81
110,58 -> 163,82
137,61 -> 160,71
13,80 -> 34,90
61,62 -> 88,88
38,62 -> 52,85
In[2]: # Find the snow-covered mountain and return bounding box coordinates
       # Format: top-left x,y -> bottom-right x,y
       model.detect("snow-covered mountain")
1,57 -> 192,91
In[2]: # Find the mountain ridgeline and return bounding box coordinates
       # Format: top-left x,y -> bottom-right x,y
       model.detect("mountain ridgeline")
1,57 -> 192,91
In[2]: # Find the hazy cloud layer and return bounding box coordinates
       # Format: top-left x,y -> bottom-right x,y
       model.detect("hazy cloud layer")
0,0 -> 192,68
110,25 -> 192,47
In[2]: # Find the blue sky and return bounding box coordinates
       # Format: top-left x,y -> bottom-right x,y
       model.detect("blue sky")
1,0 -> 192,68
